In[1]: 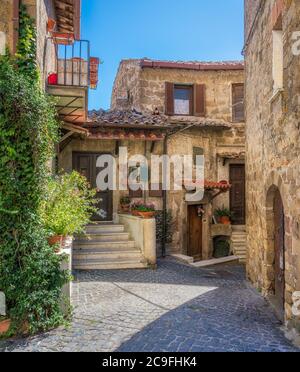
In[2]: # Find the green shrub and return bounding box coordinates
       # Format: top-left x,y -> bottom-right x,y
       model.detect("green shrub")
0,5 -> 71,334
155,210 -> 174,244
41,171 -> 97,237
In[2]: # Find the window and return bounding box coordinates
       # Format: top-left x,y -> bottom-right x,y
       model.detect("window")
174,85 -> 193,115
232,84 -> 245,122
193,147 -> 204,166
0,32 -> 6,55
272,30 -> 283,93
165,83 -> 206,116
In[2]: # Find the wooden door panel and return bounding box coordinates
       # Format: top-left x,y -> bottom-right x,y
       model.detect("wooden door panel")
188,205 -> 203,261
73,153 -> 113,222
230,165 -> 246,225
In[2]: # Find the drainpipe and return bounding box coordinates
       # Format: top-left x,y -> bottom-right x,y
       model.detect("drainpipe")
161,123 -> 199,258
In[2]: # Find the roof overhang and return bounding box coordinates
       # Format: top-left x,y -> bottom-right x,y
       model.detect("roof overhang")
141,59 -> 244,71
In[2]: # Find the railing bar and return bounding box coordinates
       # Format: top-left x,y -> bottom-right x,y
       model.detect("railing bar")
79,40 -> 82,87
72,42 -> 74,86
64,44 -> 67,86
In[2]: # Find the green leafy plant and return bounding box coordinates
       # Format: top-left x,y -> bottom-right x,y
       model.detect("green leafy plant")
0,6 -> 70,335
131,202 -> 155,212
213,239 -> 231,258
155,210 -> 174,244
41,171 -> 97,237
120,196 -> 131,205
214,207 -> 234,218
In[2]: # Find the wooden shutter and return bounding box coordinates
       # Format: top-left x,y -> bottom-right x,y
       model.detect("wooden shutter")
165,82 -> 174,115
194,84 -> 206,116
232,84 -> 245,122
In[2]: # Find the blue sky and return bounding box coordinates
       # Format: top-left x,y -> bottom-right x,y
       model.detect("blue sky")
81,0 -> 244,110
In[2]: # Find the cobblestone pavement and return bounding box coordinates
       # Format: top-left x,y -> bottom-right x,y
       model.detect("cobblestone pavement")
0,259 -> 299,352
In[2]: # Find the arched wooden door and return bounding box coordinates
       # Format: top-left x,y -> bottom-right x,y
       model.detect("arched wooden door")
273,189 -> 285,317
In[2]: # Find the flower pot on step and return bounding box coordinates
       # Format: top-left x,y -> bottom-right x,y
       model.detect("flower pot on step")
220,216 -> 231,225
0,319 -> 11,335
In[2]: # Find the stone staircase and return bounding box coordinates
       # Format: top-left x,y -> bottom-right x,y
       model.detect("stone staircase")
73,223 -> 148,270
231,226 -> 247,263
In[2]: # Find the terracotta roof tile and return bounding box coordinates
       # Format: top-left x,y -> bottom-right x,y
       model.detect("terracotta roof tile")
140,59 -> 244,71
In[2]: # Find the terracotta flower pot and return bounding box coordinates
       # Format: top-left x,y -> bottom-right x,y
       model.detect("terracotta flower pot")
48,235 -> 65,253
131,210 -> 140,217
0,319 -> 11,335
220,216 -> 231,225
132,211 -> 155,219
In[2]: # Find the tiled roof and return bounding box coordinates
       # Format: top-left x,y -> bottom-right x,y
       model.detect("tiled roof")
169,116 -> 232,129
140,59 -> 244,71
87,109 -> 232,130
87,109 -> 170,129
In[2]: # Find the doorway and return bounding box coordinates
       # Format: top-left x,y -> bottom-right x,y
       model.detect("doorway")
273,189 -> 285,318
188,205 -> 203,261
230,164 -> 246,225
73,152 -> 113,222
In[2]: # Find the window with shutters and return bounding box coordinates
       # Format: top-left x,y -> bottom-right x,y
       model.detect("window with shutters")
232,83 -> 245,122
165,83 -> 206,117
174,85 -> 193,115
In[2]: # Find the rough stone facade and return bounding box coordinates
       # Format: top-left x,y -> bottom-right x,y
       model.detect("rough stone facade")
0,0 -> 57,86
61,60 -> 245,260
244,0 -> 300,341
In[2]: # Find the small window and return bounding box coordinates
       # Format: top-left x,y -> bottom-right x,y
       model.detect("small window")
174,85 -> 193,115
193,147 -> 204,166
232,84 -> 245,122
272,30 -> 283,92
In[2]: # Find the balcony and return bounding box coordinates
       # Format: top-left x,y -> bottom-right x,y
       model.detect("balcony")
47,34 -> 99,124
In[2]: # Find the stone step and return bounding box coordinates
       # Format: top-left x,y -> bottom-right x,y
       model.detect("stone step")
73,249 -> 143,261
75,232 -> 130,243
73,240 -> 135,250
232,226 -> 246,232
84,224 -> 125,234
73,258 -> 148,270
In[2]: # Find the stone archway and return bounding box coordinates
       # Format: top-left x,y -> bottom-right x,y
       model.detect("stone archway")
265,184 -> 286,321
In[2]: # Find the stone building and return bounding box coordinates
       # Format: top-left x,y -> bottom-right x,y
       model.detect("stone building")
244,0 -> 300,340
59,59 -> 246,267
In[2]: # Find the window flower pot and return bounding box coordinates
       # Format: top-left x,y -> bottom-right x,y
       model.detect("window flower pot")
0,318 -> 11,335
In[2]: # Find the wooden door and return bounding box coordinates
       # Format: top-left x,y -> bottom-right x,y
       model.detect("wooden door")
230,164 -> 246,225
274,190 -> 285,316
73,153 -> 113,222
188,205 -> 203,261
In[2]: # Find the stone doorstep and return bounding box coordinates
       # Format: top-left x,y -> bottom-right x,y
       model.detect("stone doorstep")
170,254 -> 194,264
190,256 -> 240,268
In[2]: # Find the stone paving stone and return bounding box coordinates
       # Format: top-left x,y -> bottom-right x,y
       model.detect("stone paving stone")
0,259 -> 299,352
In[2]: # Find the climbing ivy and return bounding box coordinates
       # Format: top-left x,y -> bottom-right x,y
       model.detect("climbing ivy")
15,4 -> 38,79
0,7 -> 70,335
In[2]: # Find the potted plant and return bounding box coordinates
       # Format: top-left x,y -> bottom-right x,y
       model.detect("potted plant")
41,171 -> 97,252
131,202 -> 156,219
120,196 -> 131,213
214,207 -> 233,225
0,316 -> 11,336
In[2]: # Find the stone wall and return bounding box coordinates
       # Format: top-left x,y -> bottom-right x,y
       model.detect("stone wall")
0,0 -> 56,86
61,61 -> 246,258
245,0 -> 300,334
0,0 -> 13,53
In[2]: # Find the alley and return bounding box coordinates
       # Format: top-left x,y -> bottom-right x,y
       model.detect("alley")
0,259 -> 298,352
